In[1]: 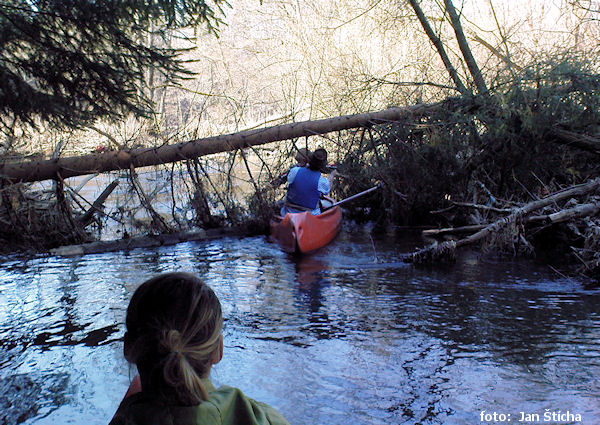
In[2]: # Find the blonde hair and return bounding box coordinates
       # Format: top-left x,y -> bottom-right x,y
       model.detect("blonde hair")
123,272 -> 222,404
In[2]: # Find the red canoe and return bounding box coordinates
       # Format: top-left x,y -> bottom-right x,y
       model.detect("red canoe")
270,206 -> 342,253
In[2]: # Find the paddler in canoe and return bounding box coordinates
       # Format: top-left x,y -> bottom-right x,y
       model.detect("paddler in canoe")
271,147 -> 312,188
271,148 -> 342,253
271,147 -> 380,253
280,147 -> 336,215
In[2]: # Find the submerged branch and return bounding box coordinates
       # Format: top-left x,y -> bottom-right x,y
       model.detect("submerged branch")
406,178 -> 600,263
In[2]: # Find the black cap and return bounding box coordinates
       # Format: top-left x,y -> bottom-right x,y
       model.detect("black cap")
309,148 -> 328,172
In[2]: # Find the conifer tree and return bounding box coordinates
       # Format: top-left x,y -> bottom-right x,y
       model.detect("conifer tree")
0,0 -> 226,131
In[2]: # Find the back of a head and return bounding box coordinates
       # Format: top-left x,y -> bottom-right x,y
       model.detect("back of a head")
308,148 -> 327,171
123,272 -> 222,405
295,148 -> 311,166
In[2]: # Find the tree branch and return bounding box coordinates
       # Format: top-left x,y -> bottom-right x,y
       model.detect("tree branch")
406,0 -> 470,96
444,0 -> 488,94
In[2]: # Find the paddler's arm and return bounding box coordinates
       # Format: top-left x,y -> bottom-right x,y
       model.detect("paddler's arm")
271,171 -> 288,187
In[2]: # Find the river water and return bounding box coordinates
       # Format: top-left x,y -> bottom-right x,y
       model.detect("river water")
0,223 -> 599,425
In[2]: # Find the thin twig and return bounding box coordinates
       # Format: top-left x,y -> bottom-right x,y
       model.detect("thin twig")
369,234 -> 378,263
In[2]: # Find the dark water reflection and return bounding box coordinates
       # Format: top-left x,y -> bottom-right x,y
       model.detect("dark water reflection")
0,223 -> 599,424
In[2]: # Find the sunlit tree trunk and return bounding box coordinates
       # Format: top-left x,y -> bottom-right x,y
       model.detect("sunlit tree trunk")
0,103 -> 443,184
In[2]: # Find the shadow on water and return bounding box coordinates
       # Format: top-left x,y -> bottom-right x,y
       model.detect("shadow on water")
0,253 -> 126,424
0,222 -> 599,424
0,373 -> 70,425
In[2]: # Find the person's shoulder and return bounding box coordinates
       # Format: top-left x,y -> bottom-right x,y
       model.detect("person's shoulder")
318,175 -> 331,191
210,385 -> 290,425
287,166 -> 302,182
110,392 -> 221,425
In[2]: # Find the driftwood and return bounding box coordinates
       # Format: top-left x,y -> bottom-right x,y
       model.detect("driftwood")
407,178 -> 600,263
450,201 -> 512,214
423,201 -> 600,238
527,201 -> 600,225
49,226 -> 258,257
423,224 -> 487,237
128,165 -> 173,234
72,173 -> 98,193
0,103 -> 443,184
78,180 -> 119,225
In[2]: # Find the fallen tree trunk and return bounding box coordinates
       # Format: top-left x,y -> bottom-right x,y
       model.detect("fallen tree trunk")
548,128 -> 600,155
423,202 -> 600,238
527,201 -> 600,225
0,103 -> 444,184
406,178 -> 600,263
49,226 -> 259,256
2,103 -> 596,187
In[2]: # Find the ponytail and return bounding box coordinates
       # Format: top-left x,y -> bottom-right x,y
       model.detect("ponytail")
161,328 -> 213,402
124,272 -> 222,404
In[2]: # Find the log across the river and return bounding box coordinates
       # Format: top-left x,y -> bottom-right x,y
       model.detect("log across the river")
49,226 -> 259,256
0,103 -> 442,184
2,100 -> 597,185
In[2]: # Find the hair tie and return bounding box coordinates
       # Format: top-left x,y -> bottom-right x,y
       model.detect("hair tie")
164,329 -> 185,355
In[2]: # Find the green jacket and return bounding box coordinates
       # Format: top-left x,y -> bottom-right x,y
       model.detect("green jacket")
110,379 -> 290,425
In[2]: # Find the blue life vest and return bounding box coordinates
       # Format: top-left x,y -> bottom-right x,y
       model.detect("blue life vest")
286,167 -> 321,209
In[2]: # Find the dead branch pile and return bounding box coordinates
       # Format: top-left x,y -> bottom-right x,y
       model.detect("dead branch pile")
573,216 -> 600,280
408,179 -> 600,280
0,183 -> 90,251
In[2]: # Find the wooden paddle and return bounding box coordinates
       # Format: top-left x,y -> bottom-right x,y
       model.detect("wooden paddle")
322,183 -> 381,210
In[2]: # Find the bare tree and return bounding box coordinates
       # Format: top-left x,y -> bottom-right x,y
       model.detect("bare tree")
406,0 -> 470,95
443,0 -> 488,94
